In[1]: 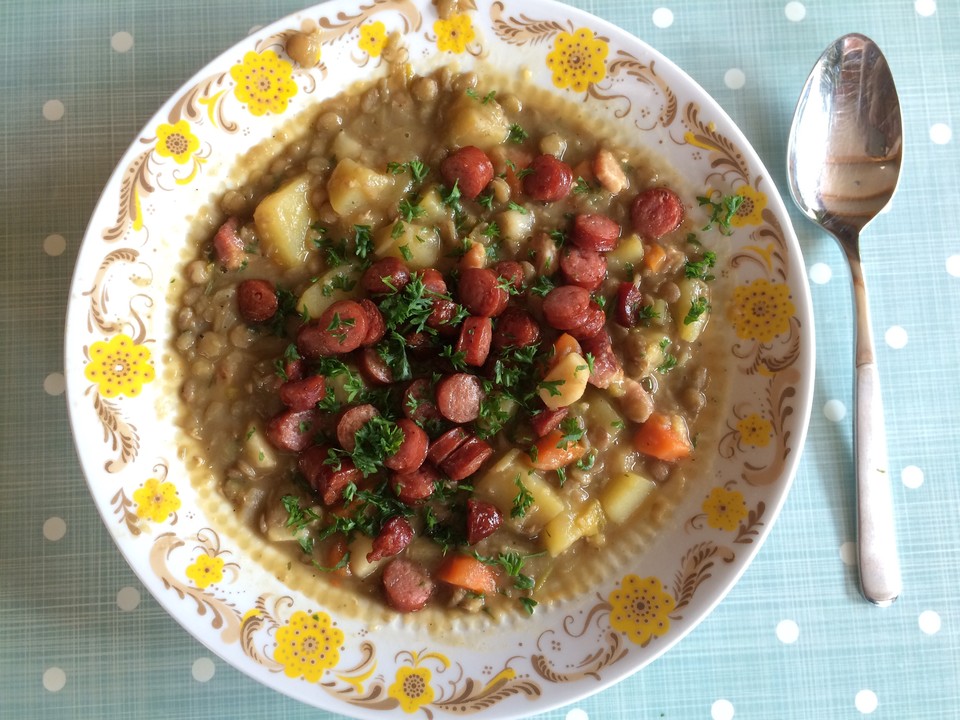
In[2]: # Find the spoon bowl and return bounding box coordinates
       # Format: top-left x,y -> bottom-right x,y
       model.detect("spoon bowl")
787,33 -> 903,606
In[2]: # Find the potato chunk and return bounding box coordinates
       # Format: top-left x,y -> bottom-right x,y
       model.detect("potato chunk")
373,223 -> 442,270
473,450 -> 566,536
327,158 -> 408,217
253,172 -> 316,268
600,471 -> 656,524
445,93 -> 510,150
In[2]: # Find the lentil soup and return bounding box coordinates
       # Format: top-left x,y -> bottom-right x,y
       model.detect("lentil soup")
172,62 -> 730,620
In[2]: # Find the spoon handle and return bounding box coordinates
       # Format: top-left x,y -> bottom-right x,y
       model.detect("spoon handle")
851,259 -> 902,606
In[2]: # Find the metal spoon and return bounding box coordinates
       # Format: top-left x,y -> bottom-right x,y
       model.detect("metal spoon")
787,33 -> 903,606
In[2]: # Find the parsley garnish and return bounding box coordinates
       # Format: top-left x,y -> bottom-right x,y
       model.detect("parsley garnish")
573,176 -> 593,194
398,198 -> 425,222
281,495 -> 322,554
507,123 -> 528,143
530,275 -> 555,298
684,251 -> 717,281
557,416 -> 584,447
511,474 -> 535,519
353,225 -> 374,260
507,200 -> 528,215
698,193 -> 744,235
684,297 -> 710,325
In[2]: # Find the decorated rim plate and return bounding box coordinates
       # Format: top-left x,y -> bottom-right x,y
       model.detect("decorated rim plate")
65,0 -> 814,717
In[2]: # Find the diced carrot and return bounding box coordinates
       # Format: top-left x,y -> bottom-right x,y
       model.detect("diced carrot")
528,429 -> 587,471
573,158 -> 595,184
643,242 -> 667,272
325,534 -> 351,584
503,148 -> 533,196
633,412 -> 693,462
551,333 -> 582,365
435,554 -> 497,595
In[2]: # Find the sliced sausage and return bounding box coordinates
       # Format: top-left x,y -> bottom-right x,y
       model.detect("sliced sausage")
362,257 -> 410,296
456,316 -> 493,367
492,260 -> 525,293
580,329 -> 623,388
299,445 -> 360,505
384,418 -> 429,473
436,373 -> 484,423
457,267 -> 508,317
236,279 -> 278,323
523,154 -> 574,202
466,499 -> 503,545
297,300 -> 369,358
542,285 -> 592,331
530,406 -> 569,438
265,409 -> 316,452
402,378 -> 443,426
426,426 -> 469,466
631,187 -> 685,240
615,281 -> 644,327
336,404 -> 379,452
404,330 -> 433,358
492,307 -> 540,350
567,301 -> 607,341
570,213 -> 621,252
278,374 -> 326,411
440,146 -> 494,200
358,298 -> 386,346
418,268 -> 448,295
382,557 -> 434,613
281,357 -> 305,382
391,463 -> 439,505
426,297 -> 459,335
440,436 -> 493,482
358,346 -> 393,385
366,516 -> 414,563
560,245 -> 607,291
213,216 -> 245,270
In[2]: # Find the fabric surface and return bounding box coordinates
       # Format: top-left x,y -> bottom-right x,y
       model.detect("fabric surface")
2,0 -> 958,718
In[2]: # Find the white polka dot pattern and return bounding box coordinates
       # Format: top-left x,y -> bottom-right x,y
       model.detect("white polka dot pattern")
915,0 -> 937,17
919,610 -> 942,635
808,262 -> 832,284
855,689 -> 878,714
840,541 -> 857,566
111,31 -> 134,53
43,99 -> 64,121
192,657 -> 216,682
929,123 -> 952,145
43,517 -> 67,541
43,667 -> 66,692
711,698 -> 735,720
901,465 -> 924,489
884,325 -> 907,349
724,68 -> 746,90
43,233 -> 66,256
784,2 -> 806,21
652,8 -> 674,28
776,619 -> 800,644
823,399 -> 846,422
117,586 -> 141,611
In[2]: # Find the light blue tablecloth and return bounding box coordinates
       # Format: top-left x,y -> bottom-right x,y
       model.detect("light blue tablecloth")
2,0 -> 958,718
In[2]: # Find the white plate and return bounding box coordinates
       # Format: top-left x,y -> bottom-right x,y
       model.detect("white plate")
65,1 -> 814,717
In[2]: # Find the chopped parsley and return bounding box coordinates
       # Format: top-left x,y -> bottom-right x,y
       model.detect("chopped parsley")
698,193 -> 744,236
684,251 -> 717,281
684,297 -> 710,325
511,474 -> 535,519
507,123 -> 529,143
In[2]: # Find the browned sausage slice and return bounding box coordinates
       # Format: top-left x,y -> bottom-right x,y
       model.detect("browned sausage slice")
440,146 -> 494,200
278,375 -> 327,411
366,516 -> 414,562
523,154 -> 574,202
336,404 -> 379,452
391,463 -> 439,505
418,268 -> 448,295
402,378 -> 443,426
440,436 -> 493,482
580,329 -> 623,388
236,279 -> 278,323
466,499 -> 503,545
382,557 -> 434,612
299,445 -> 360,505
426,297 -> 458,335
457,268 -> 509,317
542,285 -> 592,331
362,257 -> 410,296
213,216 -> 245,270
297,300 -> 369,358
560,245 -> 607,291
530,406 -> 569,438
384,418 -> 429,473
492,260 -> 525,293
630,187 -> 685,240
358,346 -> 393,385
456,316 -> 493,367
436,373 -> 484,423
358,298 -> 386,346
265,409 -> 316,452
615,281 -> 644,327
492,307 -> 541,350
426,426 -> 469,466
567,301 -> 607,341
570,213 -> 621,252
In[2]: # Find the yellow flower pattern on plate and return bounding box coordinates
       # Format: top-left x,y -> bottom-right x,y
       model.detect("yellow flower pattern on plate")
434,13 -> 475,54
359,21 -> 388,57
273,611 -> 343,683
133,477 -> 181,523
185,554 -> 224,589
738,413 -> 773,447
729,278 -> 796,343
703,487 -> 748,532
229,50 -> 298,116
388,665 -> 435,713
154,120 -> 200,165
84,334 -> 155,398
730,185 -> 768,227
608,574 -> 676,646
546,28 -> 609,92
